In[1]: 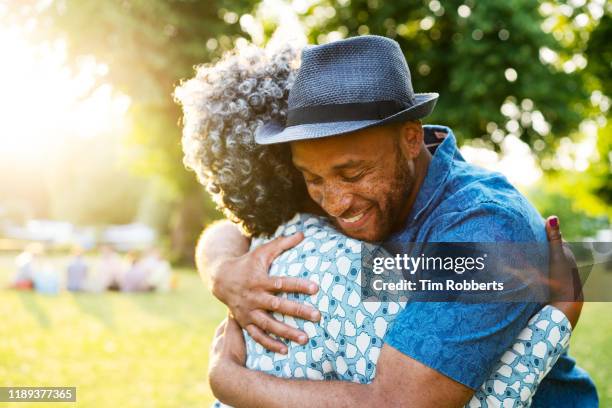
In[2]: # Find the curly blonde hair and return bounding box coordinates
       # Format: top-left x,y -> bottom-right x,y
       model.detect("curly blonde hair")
175,44 -> 308,236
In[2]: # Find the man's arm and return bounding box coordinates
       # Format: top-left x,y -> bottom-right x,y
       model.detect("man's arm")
196,220 -> 250,293
209,318 -> 473,408
197,220 -> 321,352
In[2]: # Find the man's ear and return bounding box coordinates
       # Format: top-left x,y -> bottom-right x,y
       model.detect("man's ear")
397,120 -> 423,160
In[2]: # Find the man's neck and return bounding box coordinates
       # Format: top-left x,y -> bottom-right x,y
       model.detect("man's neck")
394,144 -> 432,232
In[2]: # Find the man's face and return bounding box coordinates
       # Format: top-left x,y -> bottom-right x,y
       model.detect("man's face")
291,124 -> 416,242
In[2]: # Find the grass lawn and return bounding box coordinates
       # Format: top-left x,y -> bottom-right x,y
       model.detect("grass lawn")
0,255 -> 226,407
1,254 -> 611,407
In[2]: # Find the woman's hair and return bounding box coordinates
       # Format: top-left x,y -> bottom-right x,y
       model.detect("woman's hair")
174,44 -> 308,237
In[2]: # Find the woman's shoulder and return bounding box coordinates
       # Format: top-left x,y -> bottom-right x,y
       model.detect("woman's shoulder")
279,213 -> 335,236
254,213 -> 388,275
252,212 -> 386,256
252,213 -> 337,247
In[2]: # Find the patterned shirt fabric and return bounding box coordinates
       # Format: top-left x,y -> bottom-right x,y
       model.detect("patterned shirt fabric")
214,213 -> 572,408
471,305 -> 572,407
384,125 -> 597,407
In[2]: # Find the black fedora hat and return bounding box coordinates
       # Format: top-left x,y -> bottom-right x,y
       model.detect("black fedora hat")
255,35 -> 438,145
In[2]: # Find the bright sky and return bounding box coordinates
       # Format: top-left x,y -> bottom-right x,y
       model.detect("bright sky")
0,23 -> 130,158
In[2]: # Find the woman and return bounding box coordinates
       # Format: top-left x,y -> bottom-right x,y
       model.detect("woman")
175,43 -> 576,407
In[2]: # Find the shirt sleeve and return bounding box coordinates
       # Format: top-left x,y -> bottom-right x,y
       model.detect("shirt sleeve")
470,305 -> 572,407
384,204 -> 547,389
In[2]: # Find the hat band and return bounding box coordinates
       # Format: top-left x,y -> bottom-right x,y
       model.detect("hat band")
286,100 -> 409,126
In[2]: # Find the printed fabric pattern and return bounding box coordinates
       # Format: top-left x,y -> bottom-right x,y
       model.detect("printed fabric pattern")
213,213 -> 571,408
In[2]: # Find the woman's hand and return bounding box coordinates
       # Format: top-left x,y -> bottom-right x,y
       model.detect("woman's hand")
545,215 -> 583,328
208,316 -> 246,403
210,317 -> 246,368
209,232 -> 321,354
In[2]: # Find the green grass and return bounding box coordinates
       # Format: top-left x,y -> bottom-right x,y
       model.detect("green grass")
0,255 -> 226,407
569,302 -> 612,405
1,255 -> 611,406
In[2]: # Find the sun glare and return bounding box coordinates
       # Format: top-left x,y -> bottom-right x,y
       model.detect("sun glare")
0,24 -> 130,156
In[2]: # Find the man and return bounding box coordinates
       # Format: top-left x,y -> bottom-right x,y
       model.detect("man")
200,36 -> 597,407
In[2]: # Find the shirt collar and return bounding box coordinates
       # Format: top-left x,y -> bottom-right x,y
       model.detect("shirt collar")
405,124 -> 458,227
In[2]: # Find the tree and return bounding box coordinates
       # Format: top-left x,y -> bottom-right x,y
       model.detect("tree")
297,0 -> 610,233
582,11 -> 612,206
296,0 -> 592,155
8,0 -> 606,255
30,0 -> 257,262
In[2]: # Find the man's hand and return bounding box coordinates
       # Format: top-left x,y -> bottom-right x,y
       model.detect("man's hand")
545,215 -> 583,328
198,222 -> 321,353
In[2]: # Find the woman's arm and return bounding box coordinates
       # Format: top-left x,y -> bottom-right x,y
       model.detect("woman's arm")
545,215 -> 583,328
472,304 -> 571,406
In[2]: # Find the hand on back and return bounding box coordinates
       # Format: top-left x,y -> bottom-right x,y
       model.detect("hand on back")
210,232 -> 321,353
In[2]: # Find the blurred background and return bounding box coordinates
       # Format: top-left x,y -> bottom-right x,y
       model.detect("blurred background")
0,0 -> 609,406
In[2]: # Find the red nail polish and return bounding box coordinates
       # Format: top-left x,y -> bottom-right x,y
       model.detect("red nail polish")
550,217 -> 558,228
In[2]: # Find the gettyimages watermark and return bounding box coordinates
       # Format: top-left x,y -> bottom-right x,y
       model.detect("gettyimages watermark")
360,241 -> 612,303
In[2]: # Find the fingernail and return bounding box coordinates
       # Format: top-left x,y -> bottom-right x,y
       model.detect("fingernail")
309,283 -> 318,293
550,217 -> 558,228
298,334 -> 307,344
281,347 -> 288,354
311,311 -> 320,321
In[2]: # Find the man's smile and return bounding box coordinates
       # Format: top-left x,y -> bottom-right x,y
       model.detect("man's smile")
342,213 -> 365,223
336,206 -> 375,233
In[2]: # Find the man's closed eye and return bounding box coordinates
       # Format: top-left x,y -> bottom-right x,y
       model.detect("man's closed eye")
341,170 -> 367,183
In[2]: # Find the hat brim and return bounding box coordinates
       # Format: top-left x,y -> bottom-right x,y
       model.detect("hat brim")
255,93 -> 438,145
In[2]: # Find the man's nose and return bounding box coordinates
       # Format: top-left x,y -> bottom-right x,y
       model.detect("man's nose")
321,185 -> 352,218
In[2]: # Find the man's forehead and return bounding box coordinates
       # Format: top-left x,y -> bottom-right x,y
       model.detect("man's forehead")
293,156 -> 367,173
290,127 -> 394,169
291,141 -> 378,172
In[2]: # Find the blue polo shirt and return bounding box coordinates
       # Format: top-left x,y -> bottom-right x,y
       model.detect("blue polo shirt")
383,125 -> 598,407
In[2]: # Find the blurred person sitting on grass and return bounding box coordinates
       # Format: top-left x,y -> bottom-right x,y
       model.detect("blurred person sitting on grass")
120,251 -> 149,292
119,249 -> 173,292
90,245 -> 124,292
32,248 -> 60,295
10,243 -> 42,290
175,41 -> 591,407
141,248 -> 173,292
66,247 -> 89,292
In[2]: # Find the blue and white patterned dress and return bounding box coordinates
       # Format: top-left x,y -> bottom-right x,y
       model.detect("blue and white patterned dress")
214,214 -> 572,407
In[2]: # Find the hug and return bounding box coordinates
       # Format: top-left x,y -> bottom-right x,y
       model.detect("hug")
175,35 -> 598,407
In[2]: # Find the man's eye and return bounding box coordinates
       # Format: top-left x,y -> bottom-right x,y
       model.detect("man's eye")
343,171 -> 366,182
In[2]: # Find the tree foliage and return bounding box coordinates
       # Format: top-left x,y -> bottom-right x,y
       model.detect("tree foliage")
9,0 -> 606,257
33,0 -> 256,261
298,0 -> 610,226
302,0 -> 594,153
